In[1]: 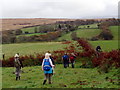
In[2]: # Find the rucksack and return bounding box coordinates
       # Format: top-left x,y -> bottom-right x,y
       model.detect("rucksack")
63,55 -> 69,60
70,56 -> 74,61
14,59 -> 21,68
43,59 -> 51,71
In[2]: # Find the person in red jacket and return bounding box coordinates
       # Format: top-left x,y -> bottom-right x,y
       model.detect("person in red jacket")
70,53 -> 76,68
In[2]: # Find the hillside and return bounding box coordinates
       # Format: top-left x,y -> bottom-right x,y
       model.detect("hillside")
1,18 -> 75,31
2,26 -> 119,58
58,25 -> 119,41
57,23 -> 101,41
1,18 -> 108,31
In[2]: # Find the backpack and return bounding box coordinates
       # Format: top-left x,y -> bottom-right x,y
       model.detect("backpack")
63,55 -> 69,60
14,59 -> 21,68
43,59 -> 51,71
70,56 -> 74,61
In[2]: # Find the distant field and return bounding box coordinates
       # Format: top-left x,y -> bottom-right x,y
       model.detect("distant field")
2,42 -> 68,59
78,23 -> 99,29
89,40 -> 118,51
2,25 -> 119,59
21,27 -> 37,33
58,28 -> 101,41
58,23 -> 101,41
109,26 -> 119,40
18,33 -> 46,37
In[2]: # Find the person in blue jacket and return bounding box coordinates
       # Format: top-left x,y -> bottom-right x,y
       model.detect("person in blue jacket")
42,53 -> 54,85
62,53 -> 69,68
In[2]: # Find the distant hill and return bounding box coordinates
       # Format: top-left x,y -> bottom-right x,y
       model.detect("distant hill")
1,18 -> 75,31
1,18 -> 108,31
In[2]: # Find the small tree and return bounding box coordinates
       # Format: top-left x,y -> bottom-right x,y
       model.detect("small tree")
87,26 -> 90,28
15,29 -> 22,35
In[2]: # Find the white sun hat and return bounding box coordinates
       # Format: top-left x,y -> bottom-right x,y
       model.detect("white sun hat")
14,54 -> 19,57
45,53 -> 51,56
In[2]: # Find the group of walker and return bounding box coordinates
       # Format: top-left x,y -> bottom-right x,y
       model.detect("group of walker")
13,52 -> 76,85
13,45 -> 102,85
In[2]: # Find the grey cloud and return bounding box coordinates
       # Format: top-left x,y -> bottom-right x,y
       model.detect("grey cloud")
1,0 -> 119,18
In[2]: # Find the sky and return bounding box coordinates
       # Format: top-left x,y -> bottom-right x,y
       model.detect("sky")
0,0 -> 119,19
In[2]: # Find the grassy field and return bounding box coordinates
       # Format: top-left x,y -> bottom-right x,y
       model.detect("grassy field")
109,26 -> 119,40
17,33 -> 46,37
78,23 -> 99,29
21,27 -> 37,33
57,23 -> 100,41
2,42 -> 68,59
58,29 -> 101,41
89,40 -> 119,51
2,63 -> 119,88
2,40 -> 119,59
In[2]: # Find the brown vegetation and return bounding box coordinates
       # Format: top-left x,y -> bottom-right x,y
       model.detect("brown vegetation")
1,18 -> 75,31
1,18 -> 109,31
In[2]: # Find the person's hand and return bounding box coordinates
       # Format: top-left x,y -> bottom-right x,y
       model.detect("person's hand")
52,65 -> 55,68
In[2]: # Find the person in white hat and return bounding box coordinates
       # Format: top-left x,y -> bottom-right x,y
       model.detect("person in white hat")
14,53 -> 23,80
42,53 -> 54,85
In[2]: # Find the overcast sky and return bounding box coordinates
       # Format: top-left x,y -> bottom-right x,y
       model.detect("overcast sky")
0,0 -> 119,19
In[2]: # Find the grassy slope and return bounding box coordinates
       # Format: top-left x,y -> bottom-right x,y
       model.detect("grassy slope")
78,23 -> 98,28
2,63 -> 119,88
17,33 -> 46,37
21,27 -> 36,33
58,23 -> 100,41
58,29 -> 101,41
89,40 -> 118,51
89,26 -> 119,51
2,42 -> 67,59
109,26 -> 119,40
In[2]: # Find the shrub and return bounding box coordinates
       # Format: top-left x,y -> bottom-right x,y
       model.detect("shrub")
15,29 -> 22,35
98,30 -> 113,40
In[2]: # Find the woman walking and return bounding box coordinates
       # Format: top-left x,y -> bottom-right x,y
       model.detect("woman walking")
14,53 -> 23,80
42,53 -> 54,85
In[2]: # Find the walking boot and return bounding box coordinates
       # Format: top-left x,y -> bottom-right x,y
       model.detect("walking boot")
43,80 -> 47,85
19,76 -> 20,80
49,81 -> 52,84
16,77 -> 18,81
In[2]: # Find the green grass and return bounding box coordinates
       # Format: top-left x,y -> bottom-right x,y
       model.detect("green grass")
58,29 -> 101,41
2,40 -> 119,59
76,29 -> 101,39
109,26 -> 119,40
2,63 -> 119,88
2,42 -> 68,59
17,33 -> 46,37
21,27 -> 36,33
78,23 -> 99,29
90,40 -> 119,51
